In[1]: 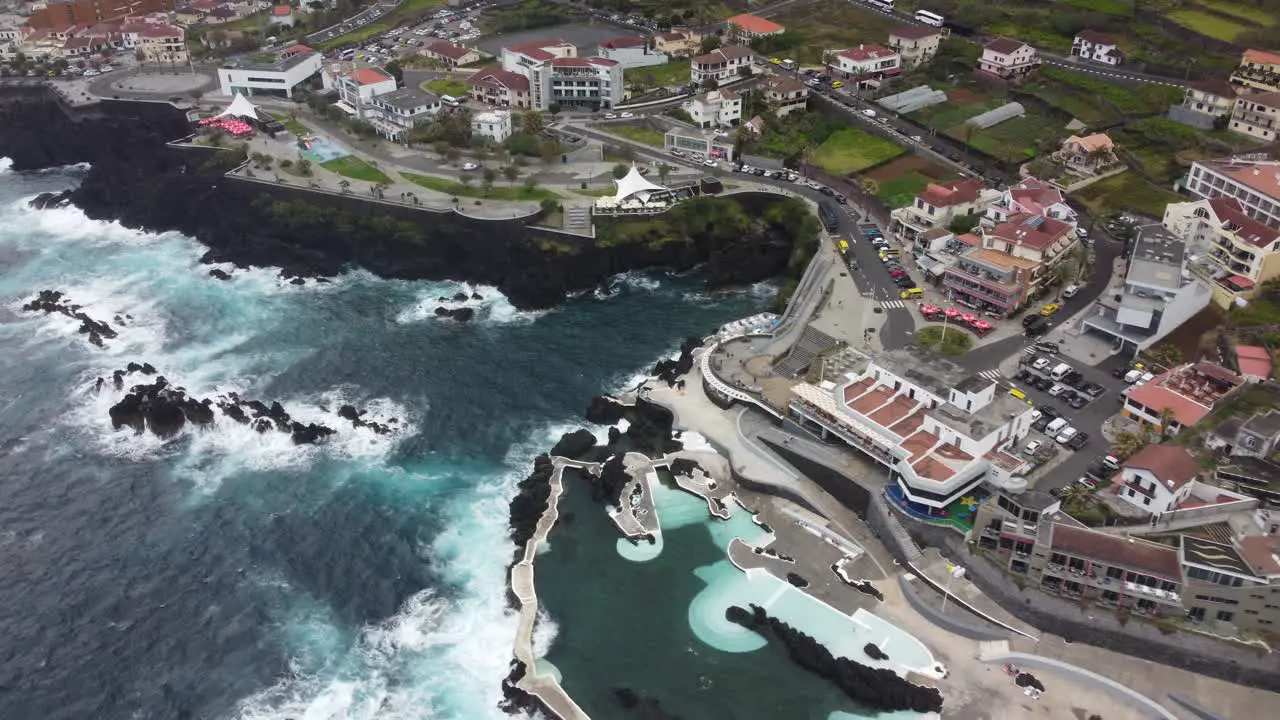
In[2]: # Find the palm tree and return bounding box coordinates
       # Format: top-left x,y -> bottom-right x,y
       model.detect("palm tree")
482,167 -> 497,195
1111,430 -> 1147,459
522,110 -> 545,136
657,162 -> 672,185
1058,482 -> 1092,510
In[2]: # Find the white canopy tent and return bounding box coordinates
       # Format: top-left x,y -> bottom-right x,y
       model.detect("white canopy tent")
216,93 -> 262,120
610,164 -> 669,205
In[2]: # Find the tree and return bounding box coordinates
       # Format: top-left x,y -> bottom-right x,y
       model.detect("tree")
296,158 -> 312,176
384,60 -> 403,84
522,110 -> 545,136
459,173 -> 474,190
523,176 -> 538,194
701,76 -> 719,91
338,179 -> 351,193
948,214 -> 981,234
1111,430 -> 1148,459
134,49 -> 147,70
540,139 -> 559,166
482,167 -> 498,194
698,35 -> 722,55
547,102 -> 562,117
502,165 -> 520,185
433,140 -> 451,156
612,163 -> 629,179
657,162 -> 671,185
1146,343 -> 1182,369
445,147 -> 462,165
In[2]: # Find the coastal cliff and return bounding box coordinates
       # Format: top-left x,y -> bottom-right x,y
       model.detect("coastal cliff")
0,89 -> 818,309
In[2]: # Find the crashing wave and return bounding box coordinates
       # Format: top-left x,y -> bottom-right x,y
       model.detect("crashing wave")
396,281 -> 546,325
0,157 -> 11,174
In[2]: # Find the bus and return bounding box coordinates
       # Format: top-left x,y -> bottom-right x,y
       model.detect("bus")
866,0 -> 895,10
914,9 -> 945,27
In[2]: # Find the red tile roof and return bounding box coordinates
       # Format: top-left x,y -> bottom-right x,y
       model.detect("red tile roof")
466,68 -> 530,92
507,38 -> 570,62
1007,178 -> 1065,216
139,25 -> 181,39
348,67 -> 393,85
868,395 -> 918,428
272,4 -> 291,15
891,25 -> 942,41
851,386 -> 895,415
1051,524 -> 1182,579
1125,363 -> 1243,427
1208,197 -> 1280,248
599,35 -> 646,49
985,36 -> 1030,55
1235,345 -> 1273,379
1191,78 -> 1238,98
425,39 -> 473,60
911,454 -> 956,482
1238,535 -> 1280,576
918,178 -> 984,207
902,429 -> 939,460
843,377 -> 876,404
727,13 -> 784,35
1123,444 -> 1201,492
550,56 -> 617,67
1243,48 -> 1280,66
283,44 -> 314,56
693,45 -> 756,65
1075,30 -> 1115,45
838,44 -> 898,63
889,410 -> 925,436
989,214 -> 1072,251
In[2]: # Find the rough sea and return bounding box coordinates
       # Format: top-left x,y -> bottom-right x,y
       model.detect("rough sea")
0,158 -> 771,720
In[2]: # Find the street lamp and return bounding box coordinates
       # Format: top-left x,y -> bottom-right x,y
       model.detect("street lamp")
939,562 -> 966,614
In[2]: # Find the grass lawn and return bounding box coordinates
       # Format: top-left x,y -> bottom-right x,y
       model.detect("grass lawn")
813,128 -> 903,176
1071,172 -> 1184,219
770,0 -> 901,65
910,99 -> 998,133
569,186 -> 616,197
608,124 -> 665,147
947,113 -> 1061,162
1166,10 -> 1251,42
1026,84 -> 1119,126
269,112 -> 310,136
914,325 -> 973,356
874,171 -> 933,209
401,171 -> 562,201
1062,0 -> 1133,15
629,59 -> 690,89
1195,0 -> 1276,25
320,156 -> 392,183
424,78 -> 468,96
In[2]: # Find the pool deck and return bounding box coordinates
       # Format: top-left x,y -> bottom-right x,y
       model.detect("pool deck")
608,452 -> 661,539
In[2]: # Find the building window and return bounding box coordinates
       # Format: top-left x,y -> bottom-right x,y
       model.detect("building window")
1216,610 -> 1235,622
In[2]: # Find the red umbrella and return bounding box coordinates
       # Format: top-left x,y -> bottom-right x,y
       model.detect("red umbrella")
943,308 -> 960,318
921,304 -> 938,315
961,313 -> 978,324
973,320 -> 992,330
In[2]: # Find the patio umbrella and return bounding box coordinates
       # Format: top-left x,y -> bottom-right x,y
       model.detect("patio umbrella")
961,313 -> 978,324
943,308 -> 960,318
920,304 -> 938,315
972,320 -> 992,330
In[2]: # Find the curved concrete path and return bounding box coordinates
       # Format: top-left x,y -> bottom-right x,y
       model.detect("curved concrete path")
977,648 -> 1178,720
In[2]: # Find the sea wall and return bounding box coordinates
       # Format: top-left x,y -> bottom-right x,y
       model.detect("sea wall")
0,88 -> 812,310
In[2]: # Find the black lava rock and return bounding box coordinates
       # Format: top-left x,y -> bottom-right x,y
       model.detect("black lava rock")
208,268 -> 232,281
864,643 -> 889,661
550,428 -> 596,459
585,395 -> 626,425
22,289 -> 118,347
652,336 -> 702,387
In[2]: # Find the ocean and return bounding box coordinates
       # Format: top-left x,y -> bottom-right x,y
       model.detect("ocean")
0,160 -> 772,720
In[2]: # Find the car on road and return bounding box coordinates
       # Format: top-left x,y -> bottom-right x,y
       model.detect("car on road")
604,112 -> 617,119
703,159 -> 717,167
1031,357 -> 1051,371
910,135 -> 923,143
1022,314 -> 1042,328
1067,432 -> 1089,450
1047,383 -> 1067,397
831,80 -> 844,88
1033,342 -> 1060,354
1062,283 -> 1081,299
620,111 -> 634,118
1023,440 -> 1042,456
669,148 -> 685,157
1055,426 -> 1078,444
861,108 -> 876,118
1025,316 -> 1050,337
461,162 -> 479,170
1039,303 -> 1060,317
770,57 -> 782,64
1068,394 -> 1088,410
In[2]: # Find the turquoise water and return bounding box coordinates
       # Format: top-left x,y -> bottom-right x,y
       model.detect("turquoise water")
539,469 -> 936,719
300,135 -> 347,162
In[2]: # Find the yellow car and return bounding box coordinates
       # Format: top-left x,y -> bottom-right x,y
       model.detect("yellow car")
770,57 -> 782,65
831,80 -> 844,89
1039,303 -> 1060,317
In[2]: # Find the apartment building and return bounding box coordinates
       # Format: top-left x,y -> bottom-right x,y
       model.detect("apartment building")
941,248 -> 1038,317
595,35 -> 665,69
335,67 -> 397,111
1207,410 -> 1280,457
890,178 -> 997,241
1071,30 -> 1121,66
1082,224 -> 1210,356
981,213 -> 1078,270
983,177 -> 1077,228
498,38 -> 623,111
1122,361 -> 1244,434
687,88 -> 741,128
691,44 -> 757,85
1166,196 -> 1280,307
1230,48 -> 1280,94
1185,157 -> 1280,230
978,36 -> 1039,80
1181,79 -> 1239,120
759,74 -> 809,117
827,44 -> 901,88
136,23 -> 186,66
1228,91 -> 1280,141
363,88 -> 441,141
787,347 -> 1033,512
726,13 -> 784,42
887,25 -> 941,69
466,68 -> 532,109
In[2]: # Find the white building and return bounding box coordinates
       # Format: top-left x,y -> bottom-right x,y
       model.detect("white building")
1071,30 -> 1121,66
1082,224 -> 1211,356
827,44 -> 901,88
471,109 -> 513,142
217,45 -> 324,99
891,178 -> 998,241
984,177 -> 1078,228
1185,157 -> 1280,229
1228,91 -> 1280,142
595,35 -> 666,69
501,37 -> 623,110
888,25 -> 942,69
1164,196 -> 1280,308
788,348 -> 1032,510
335,67 -> 397,113
687,88 -> 741,128
1116,445 -> 1200,515
979,37 -> 1039,79
364,88 -> 441,141
690,44 -> 757,85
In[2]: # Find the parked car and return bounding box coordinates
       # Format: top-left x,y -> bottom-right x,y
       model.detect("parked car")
1067,432 -> 1089,450
1038,404 -> 1059,419
1023,440 -> 1042,456
861,108 -> 876,118
1032,416 -> 1051,432
1062,283 -> 1081,299
703,159 -> 717,167
1039,303 -> 1060,317
1015,369 -> 1032,382
1068,395 -> 1088,410
1022,314 -> 1042,328
604,112 -> 618,118
1055,426 -> 1078,444
619,111 -> 634,118
461,162 -> 479,170
1080,382 -> 1105,397
1047,383 -> 1067,397
1063,370 -> 1083,385
1031,357 -> 1051,371
1033,376 -> 1054,391
1034,342 -> 1060,354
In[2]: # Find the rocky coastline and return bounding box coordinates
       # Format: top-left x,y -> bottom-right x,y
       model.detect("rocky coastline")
1,89 -> 816,310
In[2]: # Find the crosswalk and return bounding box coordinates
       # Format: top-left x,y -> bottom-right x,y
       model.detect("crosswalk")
880,300 -> 907,309
978,370 -> 1002,382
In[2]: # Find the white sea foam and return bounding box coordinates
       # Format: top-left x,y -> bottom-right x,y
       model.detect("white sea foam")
9,278 -> 170,357
396,281 -> 546,325
3,195 -> 178,248
0,157 -> 12,174
609,270 -> 661,293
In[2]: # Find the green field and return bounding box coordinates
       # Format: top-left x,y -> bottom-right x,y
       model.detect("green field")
874,172 -> 934,209
1062,0 -> 1134,15
812,129 -> 904,176
607,124 -> 665,147
766,0 -> 902,65
1193,0 -> 1276,25
401,171 -> 562,201
910,101 -> 997,133
269,112 -> 309,136
423,78 -> 468,97
949,114 -> 1061,162
1166,10 -> 1251,42
320,155 -> 392,183
1071,172 -> 1183,219
628,59 -> 691,90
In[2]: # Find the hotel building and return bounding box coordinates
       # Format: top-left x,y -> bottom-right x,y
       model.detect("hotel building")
1184,157 -> 1280,230
501,38 -> 623,111
1230,48 -> 1280,94
787,348 -> 1032,512
1165,196 -> 1280,308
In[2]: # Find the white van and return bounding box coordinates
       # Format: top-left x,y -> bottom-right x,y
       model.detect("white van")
1050,362 -> 1073,381
1062,283 -> 1080,299
1124,369 -> 1143,384
1046,418 -> 1068,436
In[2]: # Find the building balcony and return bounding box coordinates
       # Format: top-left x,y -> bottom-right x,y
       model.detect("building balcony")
1123,581 -> 1182,605
1000,519 -> 1037,538
949,263 -> 1019,292
943,275 -> 1017,307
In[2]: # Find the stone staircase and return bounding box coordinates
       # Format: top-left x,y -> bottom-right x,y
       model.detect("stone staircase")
875,492 -> 924,564
775,325 -> 839,378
